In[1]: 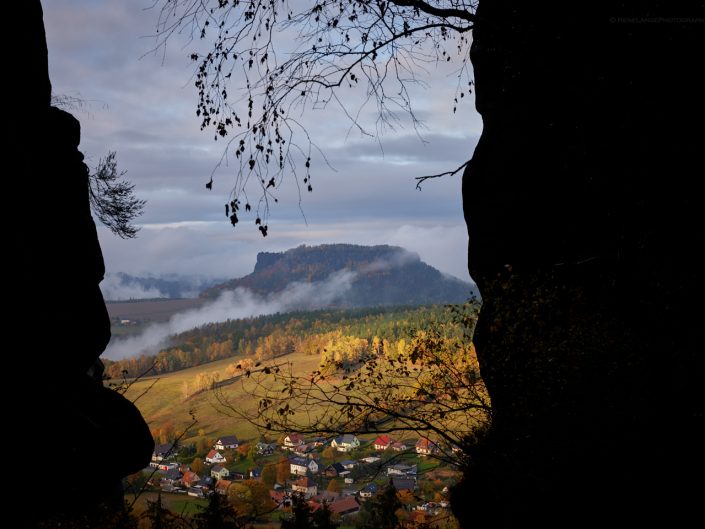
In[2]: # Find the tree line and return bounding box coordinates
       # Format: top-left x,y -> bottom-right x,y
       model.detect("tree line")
104,305 -> 455,380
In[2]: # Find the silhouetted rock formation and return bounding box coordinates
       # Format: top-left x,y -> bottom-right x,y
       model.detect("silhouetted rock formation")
455,1 -> 703,527
10,2 -> 153,525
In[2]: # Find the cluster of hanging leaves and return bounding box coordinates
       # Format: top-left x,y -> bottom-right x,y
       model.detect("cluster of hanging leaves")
156,0 -> 477,235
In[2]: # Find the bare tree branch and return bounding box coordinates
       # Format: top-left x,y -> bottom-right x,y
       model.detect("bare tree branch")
415,158 -> 470,189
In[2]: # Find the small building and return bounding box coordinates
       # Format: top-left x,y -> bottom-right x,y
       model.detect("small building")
389,441 -> 408,452
161,468 -> 182,485
329,496 -> 360,517
256,442 -> 275,455
249,467 -> 262,479
387,463 -> 417,476
187,486 -> 206,498
215,479 -> 232,496
214,435 -> 239,450
291,476 -> 318,498
284,433 -> 305,449
391,477 -> 416,492
290,457 -> 319,476
340,460 -> 358,470
210,465 -> 230,480
359,483 -> 379,499
206,450 -> 227,464
152,443 -> 177,462
181,471 -> 201,488
324,462 -> 347,478
415,438 -> 437,456
373,435 -> 393,451
331,434 -> 360,452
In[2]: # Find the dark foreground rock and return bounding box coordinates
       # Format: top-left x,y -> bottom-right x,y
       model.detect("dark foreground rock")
455,1 -> 703,527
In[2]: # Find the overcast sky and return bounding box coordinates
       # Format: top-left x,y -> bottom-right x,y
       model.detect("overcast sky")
44,1 -> 481,291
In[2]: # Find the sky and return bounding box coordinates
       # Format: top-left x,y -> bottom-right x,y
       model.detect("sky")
44,0 -> 482,298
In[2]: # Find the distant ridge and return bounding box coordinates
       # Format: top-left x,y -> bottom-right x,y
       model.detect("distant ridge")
201,243 -> 475,307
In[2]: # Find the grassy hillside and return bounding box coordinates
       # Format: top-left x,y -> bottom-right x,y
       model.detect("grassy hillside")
123,350 -> 324,442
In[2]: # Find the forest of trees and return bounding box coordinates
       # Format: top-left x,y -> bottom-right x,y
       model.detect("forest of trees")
104,305 -> 457,380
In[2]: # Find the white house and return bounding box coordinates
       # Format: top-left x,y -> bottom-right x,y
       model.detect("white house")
331,434 -> 360,452
373,435 -> 393,451
152,443 -> 176,462
283,433 -> 305,449
289,457 -> 319,476
359,483 -> 379,499
214,435 -> 239,450
211,465 -> 230,479
340,460 -> 358,470
206,449 -> 227,464
390,441 -> 408,452
415,438 -> 437,456
291,476 -> 318,498
387,463 -> 417,476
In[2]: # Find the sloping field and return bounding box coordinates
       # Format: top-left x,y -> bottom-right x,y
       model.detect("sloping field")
122,351 -> 325,442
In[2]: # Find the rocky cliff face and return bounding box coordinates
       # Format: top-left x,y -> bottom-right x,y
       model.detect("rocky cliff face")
10,2 -> 153,524
455,1 -> 703,527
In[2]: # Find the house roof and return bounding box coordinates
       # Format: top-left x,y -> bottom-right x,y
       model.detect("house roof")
390,463 -> 416,472
270,490 -> 287,503
217,435 -> 239,445
154,443 -> 175,457
329,496 -> 360,515
164,468 -> 182,480
211,465 -> 225,473
294,476 -> 315,488
290,457 -> 312,466
374,435 -> 392,446
361,483 -> 379,493
286,433 -> 305,443
215,479 -> 232,492
182,471 -> 201,484
206,449 -> 222,459
416,438 -> 435,449
327,462 -> 346,473
334,434 -> 358,444
392,477 -> 416,491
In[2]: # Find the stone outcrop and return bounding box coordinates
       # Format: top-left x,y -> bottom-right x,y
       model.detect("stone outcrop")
10,2 -> 153,525
455,1 -> 703,527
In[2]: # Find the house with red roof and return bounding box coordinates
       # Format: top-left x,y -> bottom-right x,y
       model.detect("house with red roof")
284,433 -> 305,449
373,435 -> 393,451
415,437 -> 437,456
329,496 -> 360,517
181,471 -> 201,488
206,449 -> 227,464
215,479 -> 232,496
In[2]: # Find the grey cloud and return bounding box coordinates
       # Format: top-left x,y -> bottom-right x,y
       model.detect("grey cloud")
104,269 -> 358,359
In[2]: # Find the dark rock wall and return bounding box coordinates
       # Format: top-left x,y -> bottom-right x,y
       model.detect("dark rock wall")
10,2 -> 153,524
456,1 -> 704,527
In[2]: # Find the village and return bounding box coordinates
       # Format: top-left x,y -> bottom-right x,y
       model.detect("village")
144,430 -> 462,525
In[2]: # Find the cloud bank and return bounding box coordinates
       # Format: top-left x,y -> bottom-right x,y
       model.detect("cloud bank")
103,270 -> 356,360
